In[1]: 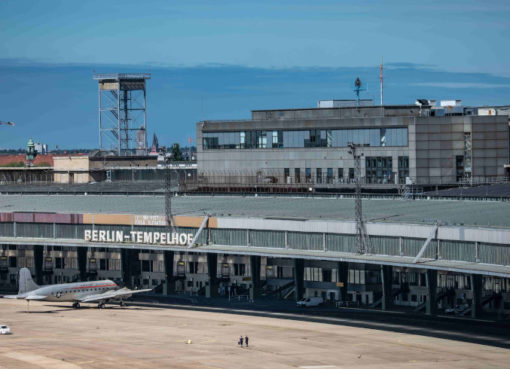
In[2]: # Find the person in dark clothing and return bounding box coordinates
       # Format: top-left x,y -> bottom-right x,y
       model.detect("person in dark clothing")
239,335 -> 243,347
245,335 -> 249,347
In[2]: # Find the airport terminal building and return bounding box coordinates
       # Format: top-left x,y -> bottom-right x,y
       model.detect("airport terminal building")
1,195 -> 509,317
197,101 -> 509,189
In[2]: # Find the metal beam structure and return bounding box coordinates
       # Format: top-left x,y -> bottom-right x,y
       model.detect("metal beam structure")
348,143 -> 370,254
93,73 -> 150,156
413,223 -> 439,263
188,215 -> 210,249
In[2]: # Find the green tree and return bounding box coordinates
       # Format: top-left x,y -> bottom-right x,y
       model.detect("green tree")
170,143 -> 183,161
3,161 -> 26,167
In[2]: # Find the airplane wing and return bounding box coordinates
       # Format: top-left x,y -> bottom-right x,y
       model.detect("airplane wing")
2,295 -> 20,299
78,288 -> 152,303
25,295 -> 48,300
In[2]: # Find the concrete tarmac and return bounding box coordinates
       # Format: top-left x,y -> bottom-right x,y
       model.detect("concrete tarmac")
1,299 -> 509,369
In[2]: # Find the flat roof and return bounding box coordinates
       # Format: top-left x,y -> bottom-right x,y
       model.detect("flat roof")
251,105 -> 417,112
0,194 -> 509,229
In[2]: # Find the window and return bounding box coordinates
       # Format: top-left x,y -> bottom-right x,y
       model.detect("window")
349,269 -> 366,284
305,267 -> 323,282
99,258 -> 108,271
326,168 -> 333,184
456,155 -> 465,182
8,256 -> 16,268
240,132 -> 245,148
189,261 -> 199,274
295,168 -> 301,183
316,168 -> 322,184
203,128 -> 407,150
256,131 -> 267,148
141,260 -> 152,272
55,257 -> 63,269
305,168 -> 312,183
366,157 -> 394,184
284,168 -> 290,183
233,263 -> 246,276
338,168 -> 344,182
322,269 -> 332,282
348,168 -> 354,180
398,156 -> 409,184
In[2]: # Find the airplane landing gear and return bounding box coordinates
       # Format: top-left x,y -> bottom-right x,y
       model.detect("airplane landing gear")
97,302 -> 105,309
72,302 -> 80,309
120,301 -> 127,308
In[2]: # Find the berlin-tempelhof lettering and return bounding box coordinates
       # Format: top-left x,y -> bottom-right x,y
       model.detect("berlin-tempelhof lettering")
84,229 -> 194,246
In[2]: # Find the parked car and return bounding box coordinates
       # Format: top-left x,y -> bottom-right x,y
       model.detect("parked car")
296,297 -> 324,307
0,325 -> 11,335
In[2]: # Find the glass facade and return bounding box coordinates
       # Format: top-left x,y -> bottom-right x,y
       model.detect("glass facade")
366,157 -> 393,184
203,127 -> 408,150
398,156 -> 409,184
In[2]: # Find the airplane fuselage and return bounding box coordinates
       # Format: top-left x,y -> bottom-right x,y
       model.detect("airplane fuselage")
27,280 -> 118,302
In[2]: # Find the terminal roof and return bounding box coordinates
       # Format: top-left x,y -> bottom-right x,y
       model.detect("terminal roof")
0,195 -> 509,229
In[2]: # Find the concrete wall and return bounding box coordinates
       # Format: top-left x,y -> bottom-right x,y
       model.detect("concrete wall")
53,156 -> 91,184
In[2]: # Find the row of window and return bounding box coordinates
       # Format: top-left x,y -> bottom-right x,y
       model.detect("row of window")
281,156 -> 410,185
203,127 -> 408,150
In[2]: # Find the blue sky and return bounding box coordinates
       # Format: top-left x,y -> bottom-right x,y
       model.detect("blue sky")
0,1 -> 509,149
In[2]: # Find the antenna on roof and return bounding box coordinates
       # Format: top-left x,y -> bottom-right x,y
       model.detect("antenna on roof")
380,57 -> 384,106
353,78 -> 365,107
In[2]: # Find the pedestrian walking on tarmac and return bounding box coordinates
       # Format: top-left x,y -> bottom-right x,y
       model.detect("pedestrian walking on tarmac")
238,335 -> 244,347
245,335 -> 249,347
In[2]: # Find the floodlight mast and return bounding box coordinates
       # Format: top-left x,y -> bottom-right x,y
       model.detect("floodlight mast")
163,148 -> 175,232
348,142 -> 370,254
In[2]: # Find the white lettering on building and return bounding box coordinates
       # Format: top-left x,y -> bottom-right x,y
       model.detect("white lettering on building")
84,229 -> 194,246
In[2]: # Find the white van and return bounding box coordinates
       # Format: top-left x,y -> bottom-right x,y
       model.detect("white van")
0,325 -> 11,335
296,297 -> 324,307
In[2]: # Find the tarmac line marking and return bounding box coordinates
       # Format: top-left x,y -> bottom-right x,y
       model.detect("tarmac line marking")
299,366 -> 337,369
3,352 -> 82,369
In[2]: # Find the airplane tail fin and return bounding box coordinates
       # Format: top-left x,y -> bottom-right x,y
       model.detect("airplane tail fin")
18,268 -> 39,295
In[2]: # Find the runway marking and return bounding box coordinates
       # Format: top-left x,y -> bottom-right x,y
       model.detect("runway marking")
3,352 -> 82,369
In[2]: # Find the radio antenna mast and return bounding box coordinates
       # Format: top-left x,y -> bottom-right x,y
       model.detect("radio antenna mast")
380,57 -> 384,106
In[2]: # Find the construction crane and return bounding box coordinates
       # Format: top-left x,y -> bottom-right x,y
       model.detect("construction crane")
0,121 -> 15,126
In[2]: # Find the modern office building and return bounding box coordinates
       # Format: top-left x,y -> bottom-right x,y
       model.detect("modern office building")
197,100 -> 509,188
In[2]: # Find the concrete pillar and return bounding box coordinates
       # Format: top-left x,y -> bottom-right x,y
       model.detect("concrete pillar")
471,274 -> 483,319
77,247 -> 87,281
294,259 -> 304,301
121,249 -> 140,289
33,245 -> 43,285
249,255 -> 261,300
337,262 -> 348,304
163,251 -> 175,295
425,269 -> 438,315
206,253 -> 219,298
381,265 -> 393,310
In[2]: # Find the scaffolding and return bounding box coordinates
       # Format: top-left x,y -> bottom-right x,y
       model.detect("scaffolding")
93,73 -> 151,156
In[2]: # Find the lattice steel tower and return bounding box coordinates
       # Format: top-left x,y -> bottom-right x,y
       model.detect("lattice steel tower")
93,73 -> 151,155
348,143 -> 370,254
